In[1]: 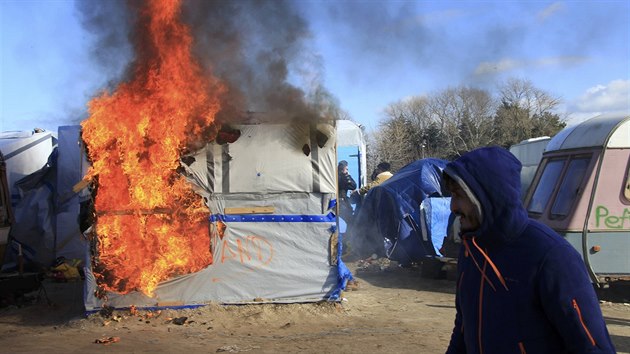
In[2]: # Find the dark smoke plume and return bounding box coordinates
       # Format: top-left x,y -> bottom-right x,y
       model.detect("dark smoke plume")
76,0 -> 338,124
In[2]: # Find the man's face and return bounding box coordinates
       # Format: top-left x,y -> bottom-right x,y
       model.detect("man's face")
340,166 -> 348,175
448,181 -> 481,232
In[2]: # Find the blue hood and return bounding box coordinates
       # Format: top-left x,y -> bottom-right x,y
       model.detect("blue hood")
443,146 -> 528,247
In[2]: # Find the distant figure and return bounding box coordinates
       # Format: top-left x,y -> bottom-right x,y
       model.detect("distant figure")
348,162 -> 392,217
337,160 -> 357,223
443,146 -> 615,354
358,162 -> 393,196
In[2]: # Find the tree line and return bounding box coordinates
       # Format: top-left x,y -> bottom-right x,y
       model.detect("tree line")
363,78 -> 566,173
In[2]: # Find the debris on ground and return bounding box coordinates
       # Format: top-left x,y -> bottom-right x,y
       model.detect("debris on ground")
99,305 -> 115,318
355,255 -> 398,272
94,336 -> 120,345
346,279 -> 360,291
216,345 -> 261,352
171,316 -> 188,325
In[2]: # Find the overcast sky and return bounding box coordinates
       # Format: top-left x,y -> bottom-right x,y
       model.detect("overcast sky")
1,0 -> 628,133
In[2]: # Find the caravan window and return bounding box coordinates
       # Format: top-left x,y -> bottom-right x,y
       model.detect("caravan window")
624,159 -> 630,202
550,156 -> 591,218
527,158 -> 565,214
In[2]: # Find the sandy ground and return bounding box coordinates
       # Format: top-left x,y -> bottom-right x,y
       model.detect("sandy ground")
1,260 -> 629,353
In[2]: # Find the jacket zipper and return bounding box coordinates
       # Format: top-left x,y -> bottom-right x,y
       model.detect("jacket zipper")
572,298 -> 597,346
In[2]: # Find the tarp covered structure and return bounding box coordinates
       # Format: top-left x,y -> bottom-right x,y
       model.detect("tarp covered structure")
347,158 -> 450,265
85,121 -> 351,310
0,129 -> 57,269
0,152 -> 13,253
0,130 -> 56,207
2,126 -> 88,270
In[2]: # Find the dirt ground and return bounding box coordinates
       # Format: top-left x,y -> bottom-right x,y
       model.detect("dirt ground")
1,260 -> 629,354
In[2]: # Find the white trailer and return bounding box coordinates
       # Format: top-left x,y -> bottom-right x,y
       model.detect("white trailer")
509,136 -> 551,199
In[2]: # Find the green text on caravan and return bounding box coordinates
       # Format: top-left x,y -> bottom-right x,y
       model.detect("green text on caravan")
595,206 -> 630,229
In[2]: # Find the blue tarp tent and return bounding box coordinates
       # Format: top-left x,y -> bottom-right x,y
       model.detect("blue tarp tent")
346,158 -> 450,265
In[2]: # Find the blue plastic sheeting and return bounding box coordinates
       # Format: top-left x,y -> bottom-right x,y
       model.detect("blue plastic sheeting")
3,148 -> 58,269
337,215 -> 347,234
419,197 -> 451,257
329,230 -> 355,301
346,158 -> 449,265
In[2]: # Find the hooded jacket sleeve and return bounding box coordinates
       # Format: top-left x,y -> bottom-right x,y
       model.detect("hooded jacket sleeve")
445,296 -> 466,354
538,243 -> 616,354
446,258 -> 466,354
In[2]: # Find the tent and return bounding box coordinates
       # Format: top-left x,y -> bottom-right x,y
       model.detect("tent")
346,158 -> 450,265
0,130 -> 57,268
1,126 -> 88,270
84,120 -> 352,310
0,130 -> 56,207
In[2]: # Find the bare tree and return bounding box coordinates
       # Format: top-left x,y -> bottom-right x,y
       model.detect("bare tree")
495,78 -> 565,147
370,79 -> 565,166
427,86 -> 497,157
373,112 -> 418,171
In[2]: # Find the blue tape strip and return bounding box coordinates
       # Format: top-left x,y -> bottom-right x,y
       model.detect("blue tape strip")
210,212 -> 336,223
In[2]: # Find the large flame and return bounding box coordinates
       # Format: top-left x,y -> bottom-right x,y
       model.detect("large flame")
81,0 -> 221,296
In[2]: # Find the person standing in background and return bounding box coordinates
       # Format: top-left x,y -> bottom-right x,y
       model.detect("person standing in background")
337,160 -> 357,223
358,162 -> 393,196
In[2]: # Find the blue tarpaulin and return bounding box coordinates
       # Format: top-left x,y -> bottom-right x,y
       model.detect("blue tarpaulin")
419,197 -> 451,257
346,158 -> 451,265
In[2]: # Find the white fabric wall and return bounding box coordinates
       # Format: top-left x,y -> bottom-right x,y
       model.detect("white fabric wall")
85,121 -> 340,310
0,131 -> 55,205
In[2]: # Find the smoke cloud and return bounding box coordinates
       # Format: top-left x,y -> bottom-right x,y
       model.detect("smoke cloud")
76,0 -> 336,124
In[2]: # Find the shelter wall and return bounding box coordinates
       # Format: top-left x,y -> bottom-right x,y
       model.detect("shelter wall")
183,122 -> 336,196
56,126 -> 89,261
0,132 -> 55,206
85,214 -> 337,310
85,122 -> 343,310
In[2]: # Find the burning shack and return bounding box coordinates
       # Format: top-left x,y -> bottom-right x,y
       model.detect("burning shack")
78,0 -> 349,310
83,120 -> 343,310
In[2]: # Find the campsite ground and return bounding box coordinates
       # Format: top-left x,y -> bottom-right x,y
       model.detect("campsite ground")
1,260 -> 629,354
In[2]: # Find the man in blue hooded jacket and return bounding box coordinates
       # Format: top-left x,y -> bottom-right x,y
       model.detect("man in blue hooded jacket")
443,146 -> 615,354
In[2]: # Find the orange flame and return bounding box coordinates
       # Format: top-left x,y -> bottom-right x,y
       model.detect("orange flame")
81,0 -> 221,296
